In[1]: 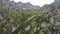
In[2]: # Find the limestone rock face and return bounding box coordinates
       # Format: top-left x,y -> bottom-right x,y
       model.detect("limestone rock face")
51,0 -> 60,6
41,5 -> 60,21
40,5 -> 60,34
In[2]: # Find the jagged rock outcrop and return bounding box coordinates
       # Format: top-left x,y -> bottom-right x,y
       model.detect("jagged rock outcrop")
15,2 -> 40,9
0,0 -> 40,10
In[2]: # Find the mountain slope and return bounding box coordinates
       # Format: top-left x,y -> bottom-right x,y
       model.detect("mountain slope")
51,0 -> 60,6
0,0 -> 40,10
15,2 -> 40,9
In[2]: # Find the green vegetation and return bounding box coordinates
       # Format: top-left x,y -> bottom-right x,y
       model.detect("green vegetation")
0,7 -> 58,34
0,0 -> 60,34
